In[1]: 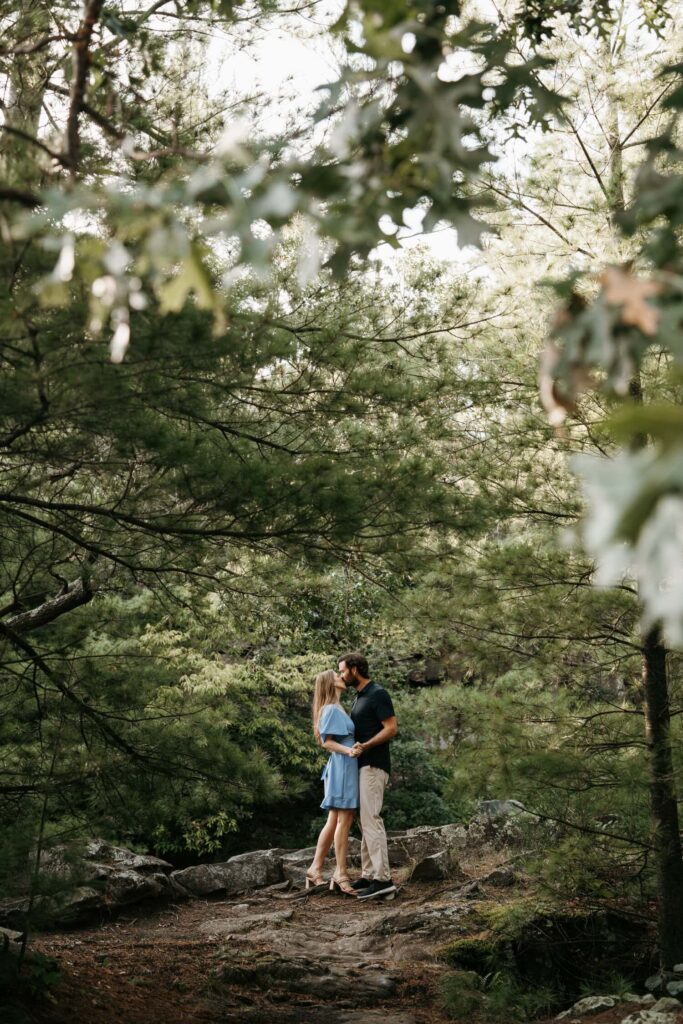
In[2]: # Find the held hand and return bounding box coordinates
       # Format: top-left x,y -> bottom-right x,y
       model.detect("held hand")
351,742 -> 364,757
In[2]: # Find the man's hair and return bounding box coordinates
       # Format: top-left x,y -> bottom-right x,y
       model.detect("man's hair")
339,651 -> 369,678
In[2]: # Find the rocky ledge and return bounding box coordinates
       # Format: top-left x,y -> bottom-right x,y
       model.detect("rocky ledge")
0,806 -> 530,930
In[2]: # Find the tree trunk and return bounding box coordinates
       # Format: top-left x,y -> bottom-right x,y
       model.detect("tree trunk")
642,625 -> 683,968
603,50 -> 683,964
2,3 -> 51,186
630,381 -> 683,967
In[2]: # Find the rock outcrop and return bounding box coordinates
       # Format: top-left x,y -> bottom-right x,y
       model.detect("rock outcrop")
0,811 -> 538,929
0,840 -> 182,928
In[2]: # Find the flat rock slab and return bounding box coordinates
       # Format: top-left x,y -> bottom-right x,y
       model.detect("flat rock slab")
199,909 -> 294,936
621,1013 -> 680,1024
340,1013 -> 418,1024
215,950 -> 397,1003
374,905 -> 468,936
218,1007 -> 416,1024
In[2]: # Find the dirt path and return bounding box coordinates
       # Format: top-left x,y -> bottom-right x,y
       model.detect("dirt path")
17,872 -> 673,1024
26,876 -> 463,1024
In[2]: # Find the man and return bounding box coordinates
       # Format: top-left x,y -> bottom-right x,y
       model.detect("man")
338,651 -> 398,900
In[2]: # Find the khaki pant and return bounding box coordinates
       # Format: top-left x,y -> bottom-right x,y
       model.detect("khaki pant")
359,766 -> 391,881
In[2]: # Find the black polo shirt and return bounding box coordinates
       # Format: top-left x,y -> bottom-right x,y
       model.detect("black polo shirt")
350,681 -> 395,774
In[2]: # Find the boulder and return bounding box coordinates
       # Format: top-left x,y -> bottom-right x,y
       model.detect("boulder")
440,823 -> 470,849
1,838 -> 189,929
652,999 -> 683,1013
170,862 -> 239,896
556,996 -> 617,1019
50,886 -> 106,925
281,848 -> 317,885
225,848 -> 285,887
38,840 -> 172,883
0,925 -> 24,954
153,870 -> 191,898
172,848 -> 284,896
36,845 -> 83,881
453,880 -> 482,899
100,867 -> 166,906
387,826 -> 449,867
478,799 -> 525,818
482,867 -> 516,887
281,839 -> 361,885
647,974 -> 667,993
388,819 -> 521,867
666,982 -> 683,998
466,810 -> 534,851
408,850 -> 460,883
85,840 -> 172,873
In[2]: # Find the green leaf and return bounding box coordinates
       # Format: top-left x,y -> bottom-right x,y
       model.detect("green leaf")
101,10 -> 138,38
157,245 -> 215,315
607,404 -> 683,448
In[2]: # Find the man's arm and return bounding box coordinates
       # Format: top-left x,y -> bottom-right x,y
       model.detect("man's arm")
352,716 -> 398,755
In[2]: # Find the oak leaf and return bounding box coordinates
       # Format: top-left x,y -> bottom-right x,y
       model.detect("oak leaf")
600,266 -> 661,336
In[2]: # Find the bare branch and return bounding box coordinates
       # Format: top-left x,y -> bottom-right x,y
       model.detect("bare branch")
621,82 -> 675,149
565,115 -> 611,202
0,124 -> 65,164
0,187 -> 40,207
0,33 -> 74,57
4,578 -> 94,634
477,178 -> 595,258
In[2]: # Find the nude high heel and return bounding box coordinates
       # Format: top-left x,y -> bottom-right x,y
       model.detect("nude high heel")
329,872 -> 355,895
305,868 -> 326,889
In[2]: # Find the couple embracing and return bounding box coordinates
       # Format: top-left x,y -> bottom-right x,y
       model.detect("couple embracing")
306,651 -> 398,901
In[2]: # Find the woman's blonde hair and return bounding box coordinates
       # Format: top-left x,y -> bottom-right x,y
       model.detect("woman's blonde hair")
312,670 -> 338,743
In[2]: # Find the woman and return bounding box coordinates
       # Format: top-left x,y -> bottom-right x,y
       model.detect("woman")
306,669 -> 359,895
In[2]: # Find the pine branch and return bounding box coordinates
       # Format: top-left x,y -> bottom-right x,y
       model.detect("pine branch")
4,578 -> 94,634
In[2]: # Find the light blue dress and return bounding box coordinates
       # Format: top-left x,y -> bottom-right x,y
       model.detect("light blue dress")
319,704 -> 359,811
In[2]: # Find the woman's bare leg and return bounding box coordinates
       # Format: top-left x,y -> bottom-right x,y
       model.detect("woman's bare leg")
310,811 -> 338,873
333,810 -> 354,876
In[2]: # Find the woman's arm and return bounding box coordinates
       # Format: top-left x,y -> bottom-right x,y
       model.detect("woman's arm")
322,738 -> 356,756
